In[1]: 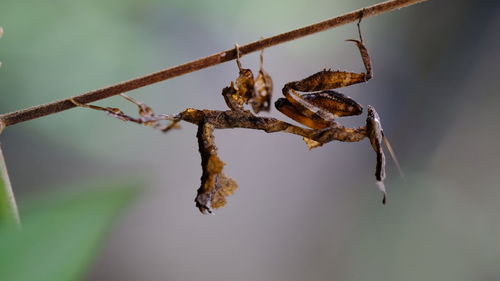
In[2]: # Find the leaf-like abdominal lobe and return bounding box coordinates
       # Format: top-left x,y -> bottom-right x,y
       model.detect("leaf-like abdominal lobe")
251,68 -> 273,113
235,68 -> 255,102
195,122 -> 238,214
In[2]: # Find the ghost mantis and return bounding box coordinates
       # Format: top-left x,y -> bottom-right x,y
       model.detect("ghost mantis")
71,14 -> 401,213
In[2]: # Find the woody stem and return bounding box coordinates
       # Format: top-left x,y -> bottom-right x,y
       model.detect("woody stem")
0,0 -> 428,128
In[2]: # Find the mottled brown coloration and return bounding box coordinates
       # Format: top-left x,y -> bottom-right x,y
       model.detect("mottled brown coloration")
210,173 -> 238,209
235,68 -> 255,102
285,70 -> 367,93
276,31 -> 371,129
223,47 -> 274,114
251,68 -> 273,113
275,98 -> 332,129
195,122 -> 238,214
222,83 -> 245,111
251,50 -> 274,113
302,91 -> 363,117
67,13 -> 398,212
271,21 -> 393,203
175,108 -> 366,143
72,90 -> 390,211
346,39 -> 372,80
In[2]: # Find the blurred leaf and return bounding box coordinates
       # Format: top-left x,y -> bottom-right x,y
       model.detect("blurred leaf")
0,174 -> 18,226
0,182 -> 138,281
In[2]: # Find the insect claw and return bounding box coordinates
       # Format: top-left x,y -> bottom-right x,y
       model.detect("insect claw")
345,38 -> 372,80
345,39 -> 365,55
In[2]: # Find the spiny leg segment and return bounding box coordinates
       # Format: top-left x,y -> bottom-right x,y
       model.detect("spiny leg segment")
70,94 -> 181,132
274,14 -> 399,203
276,17 -> 372,129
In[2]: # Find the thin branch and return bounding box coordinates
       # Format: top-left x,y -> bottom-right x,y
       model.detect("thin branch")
0,0 -> 428,128
0,143 -> 21,228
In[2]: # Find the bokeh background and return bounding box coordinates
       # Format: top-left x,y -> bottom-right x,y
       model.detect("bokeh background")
1,0 -> 500,280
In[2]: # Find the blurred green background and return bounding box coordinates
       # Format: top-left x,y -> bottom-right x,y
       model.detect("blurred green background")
1,0 -> 500,280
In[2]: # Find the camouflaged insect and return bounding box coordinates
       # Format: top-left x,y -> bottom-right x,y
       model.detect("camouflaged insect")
71,17 -> 401,212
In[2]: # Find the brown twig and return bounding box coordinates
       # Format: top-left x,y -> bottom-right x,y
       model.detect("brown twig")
0,0 -> 428,128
